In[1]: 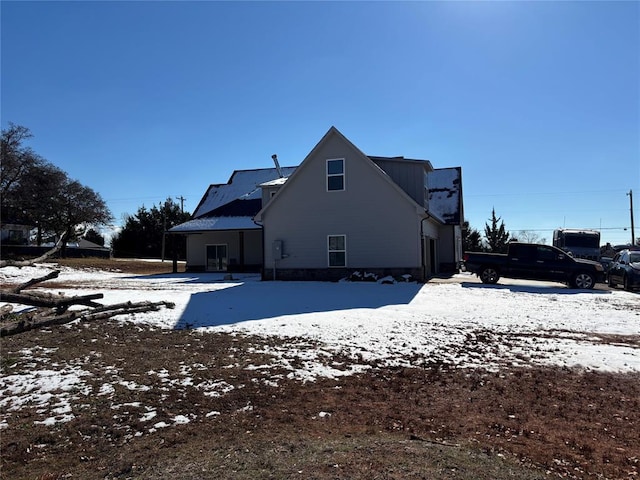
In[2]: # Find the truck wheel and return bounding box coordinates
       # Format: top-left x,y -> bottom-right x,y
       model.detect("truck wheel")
572,272 -> 595,289
479,267 -> 499,284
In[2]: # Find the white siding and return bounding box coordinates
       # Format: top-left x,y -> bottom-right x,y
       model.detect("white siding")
262,132 -> 424,270
186,230 -> 262,268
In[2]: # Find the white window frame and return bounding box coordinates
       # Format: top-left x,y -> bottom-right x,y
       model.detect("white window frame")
205,243 -> 228,272
327,234 -> 347,267
326,158 -> 345,192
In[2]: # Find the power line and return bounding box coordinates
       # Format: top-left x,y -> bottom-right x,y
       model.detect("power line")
466,188 -> 630,198
509,227 -> 628,232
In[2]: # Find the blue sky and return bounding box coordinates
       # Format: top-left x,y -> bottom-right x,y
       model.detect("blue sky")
2,1 -> 638,246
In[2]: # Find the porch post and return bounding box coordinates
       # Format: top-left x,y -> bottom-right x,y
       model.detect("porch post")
239,231 -> 245,272
171,234 -> 178,273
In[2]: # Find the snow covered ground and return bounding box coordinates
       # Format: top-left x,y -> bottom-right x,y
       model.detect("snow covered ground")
1,263 -> 639,428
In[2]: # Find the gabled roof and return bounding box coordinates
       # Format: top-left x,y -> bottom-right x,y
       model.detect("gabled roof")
192,167 -> 297,218
77,238 -> 110,250
255,126 -> 428,222
171,129 -> 462,235
170,166 -> 297,233
427,167 -> 463,225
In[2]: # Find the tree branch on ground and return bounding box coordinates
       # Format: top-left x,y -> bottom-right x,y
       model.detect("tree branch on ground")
0,232 -> 68,268
0,268 -> 175,337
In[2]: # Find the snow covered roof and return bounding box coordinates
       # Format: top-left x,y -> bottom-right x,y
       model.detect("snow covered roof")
169,216 -> 258,233
427,167 -> 462,225
260,177 -> 289,187
174,142 -> 462,235
192,167 -> 297,218
171,167 -> 297,234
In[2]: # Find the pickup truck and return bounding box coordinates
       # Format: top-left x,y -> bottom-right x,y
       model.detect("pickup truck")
462,242 -> 605,289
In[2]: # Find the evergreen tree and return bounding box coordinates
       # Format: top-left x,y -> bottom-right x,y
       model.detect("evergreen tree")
484,208 -> 510,253
111,198 -> 191,259
462,220 -> 483,252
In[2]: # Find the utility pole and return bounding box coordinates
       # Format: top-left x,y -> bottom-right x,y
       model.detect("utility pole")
628,190 -> 635,245
176,196 -> 185,214
161,200 -> 167,262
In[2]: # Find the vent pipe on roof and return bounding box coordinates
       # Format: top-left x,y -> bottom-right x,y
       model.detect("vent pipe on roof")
272,154 -> 284,178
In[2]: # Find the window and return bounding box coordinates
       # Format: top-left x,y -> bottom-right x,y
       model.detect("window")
328,235 -> 346,267
537,246 -> 557,261
509,244 -> 534,260
327,158 -> 344,191
8,230 -> 25,244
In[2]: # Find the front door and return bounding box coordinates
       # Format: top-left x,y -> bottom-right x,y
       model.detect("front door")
206,244 -> 228,271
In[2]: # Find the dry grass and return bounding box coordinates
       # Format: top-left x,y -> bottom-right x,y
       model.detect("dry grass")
1,258 -> 638,479
45,257 -> 184,275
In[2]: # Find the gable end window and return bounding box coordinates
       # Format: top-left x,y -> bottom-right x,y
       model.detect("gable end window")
327,158 -> 345,191
328,234 -> 346,267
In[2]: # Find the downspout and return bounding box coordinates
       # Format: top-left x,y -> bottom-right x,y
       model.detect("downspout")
420,213 -> 430,281
453,224 -> 460,271
252,217 -> 266,280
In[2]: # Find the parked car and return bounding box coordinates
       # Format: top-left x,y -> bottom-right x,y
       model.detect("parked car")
607,249 -> 640,291
600,256 -> 614,276
462,242 -> 605,289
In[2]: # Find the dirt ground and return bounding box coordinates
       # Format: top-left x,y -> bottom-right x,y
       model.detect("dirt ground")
1,259 -> 638,480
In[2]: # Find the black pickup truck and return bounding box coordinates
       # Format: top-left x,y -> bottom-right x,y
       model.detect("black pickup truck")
462,242 -> 605,289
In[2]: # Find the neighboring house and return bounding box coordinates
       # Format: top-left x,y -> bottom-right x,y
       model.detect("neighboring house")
171,126 -> 463,281
0,223 -> 33,245
76,238 -> 111,255
0,233 -> 111,259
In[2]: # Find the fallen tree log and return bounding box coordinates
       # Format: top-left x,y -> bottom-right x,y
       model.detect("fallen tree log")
10,270 -> 60,293
1,268 -> 103,316
0,268 -> 175,336
0,291 -> 104,311
0,300 -> 175,337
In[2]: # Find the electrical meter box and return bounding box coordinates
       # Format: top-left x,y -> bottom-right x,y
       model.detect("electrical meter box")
272,240 -> 283,260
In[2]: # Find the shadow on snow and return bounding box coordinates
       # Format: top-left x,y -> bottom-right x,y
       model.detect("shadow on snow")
121,272 -> 261,284
460,282 -> 610,295
172,279 -> 423,330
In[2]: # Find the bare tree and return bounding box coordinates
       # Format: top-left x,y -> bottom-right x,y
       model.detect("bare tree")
1,123 -> 113,258
512,230 -> 547,245
0,123 -> 35,198
1,124 -> 46,223
47,178 -> 113,252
